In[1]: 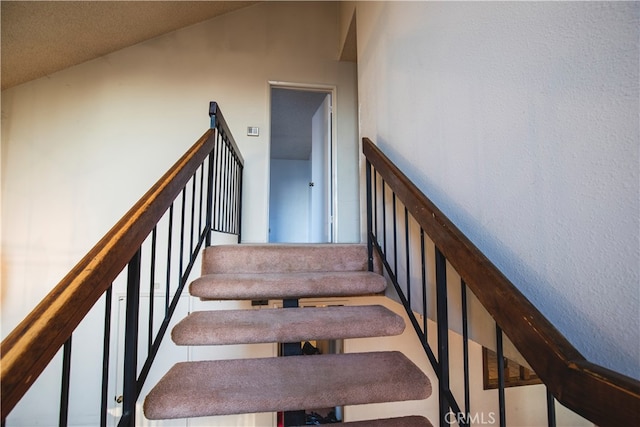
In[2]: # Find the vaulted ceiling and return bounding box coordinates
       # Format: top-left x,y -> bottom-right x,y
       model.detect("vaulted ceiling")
1,1 -> 260,90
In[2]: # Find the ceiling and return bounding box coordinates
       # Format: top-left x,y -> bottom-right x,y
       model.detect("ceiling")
1,1 -> 260,90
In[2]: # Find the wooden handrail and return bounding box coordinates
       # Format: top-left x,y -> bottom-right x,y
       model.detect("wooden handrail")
363,137 -> 640,427
0,129 -> 215,418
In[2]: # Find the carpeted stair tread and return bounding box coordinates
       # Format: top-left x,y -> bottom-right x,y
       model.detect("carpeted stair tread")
202,243 -> 381,274
190,271 -> 386,300
172,305 -> 405,345
295,416 -> 433,427
143,351 -> 431,420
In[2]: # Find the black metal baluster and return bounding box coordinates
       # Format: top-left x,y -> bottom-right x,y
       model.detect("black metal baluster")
233,158 -> 238,234
221,133 -> 228,230
234,158 -> 241,235
179,189 -> 186,282
165,204 -> 173,315
496,325 -> 506,427
435,247 -> 450,426
461,280 -> 470,427
100,286 -> 112,427
190,173 -> 196,255
227,156 -> 234,234
215,131 -> 224,231
382,179 -> 387,255
233,161 -> 240,236
405,206 -> 411,308
236,163 -> 244,243
366,160 -> 374,271
225,145 -> 233,233
205,145 -> 216,246
215,131 -> 225,231
222,139 -> 231,231
59,336 -> 72,427
220,133 -> 227,231
210,131 -> 219,233
421,228 -> 427,339
392,193 -> 398,279
226,144 -> 233,232
121,249 -> 142,427
209,129 -> 220,234
546,388 -> 557,427
234,159 -> 240,235
235,154 -> 241,234
198,164 -> 205,237
218,137 -> 226,232
373,170 -> 378,242
232,145 -> 238,234
148,227 -> 157,353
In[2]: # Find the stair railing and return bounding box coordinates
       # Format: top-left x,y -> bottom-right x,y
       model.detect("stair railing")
363,137 -> 639,427
1,102 -> 243,426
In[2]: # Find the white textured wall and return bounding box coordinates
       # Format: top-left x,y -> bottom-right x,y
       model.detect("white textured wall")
1,1 -> 358,329
356,2 -> 639,380
1,2 -> 357,425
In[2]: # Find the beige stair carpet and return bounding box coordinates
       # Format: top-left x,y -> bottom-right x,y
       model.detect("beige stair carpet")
144,351 -> 431,420
190,271 -> 386,300
172,305 -> 405,345
201,244 -> 382,274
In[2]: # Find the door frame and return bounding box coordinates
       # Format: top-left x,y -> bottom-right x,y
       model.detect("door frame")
267,81 -> 338,243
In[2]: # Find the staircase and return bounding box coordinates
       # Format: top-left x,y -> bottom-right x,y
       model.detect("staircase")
143,243 -> 433,426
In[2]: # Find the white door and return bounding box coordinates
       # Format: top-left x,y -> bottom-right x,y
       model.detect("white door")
309,94 -> 332,243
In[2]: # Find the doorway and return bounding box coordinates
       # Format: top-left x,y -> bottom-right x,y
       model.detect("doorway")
269,85 -> 333,243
